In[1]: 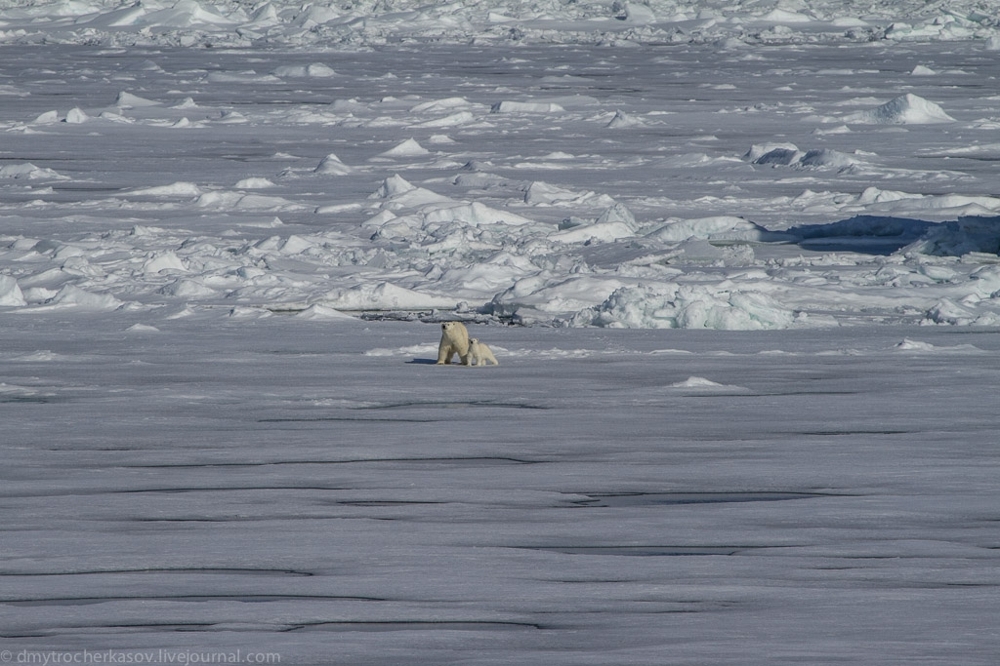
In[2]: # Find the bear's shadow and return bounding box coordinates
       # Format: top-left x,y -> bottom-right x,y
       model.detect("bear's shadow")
407,358 -> 439,365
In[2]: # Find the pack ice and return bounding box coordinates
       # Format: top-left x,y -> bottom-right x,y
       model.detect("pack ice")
1,1 -> 1000,664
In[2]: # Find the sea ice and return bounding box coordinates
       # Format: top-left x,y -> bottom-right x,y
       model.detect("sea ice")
1,9 -> 999,662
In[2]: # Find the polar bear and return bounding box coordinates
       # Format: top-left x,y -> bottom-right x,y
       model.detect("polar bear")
436,321 -> 470,365
468,338 -> 499,366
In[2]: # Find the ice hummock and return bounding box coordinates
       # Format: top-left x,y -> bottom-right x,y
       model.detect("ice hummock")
845,93 -> 955,125
2,0 -> 998,47
1,2 -> 1000,335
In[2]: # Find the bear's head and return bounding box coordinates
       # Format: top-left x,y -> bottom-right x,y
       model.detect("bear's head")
442,322 -> 457,331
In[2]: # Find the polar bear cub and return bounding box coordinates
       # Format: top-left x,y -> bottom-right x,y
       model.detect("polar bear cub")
436,321 -> 470,365
468,338 -> 499,366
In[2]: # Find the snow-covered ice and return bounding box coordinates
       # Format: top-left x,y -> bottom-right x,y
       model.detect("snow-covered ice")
2,313 -> 998,664
1,0 -> 999,663
3,34 -> 1000,328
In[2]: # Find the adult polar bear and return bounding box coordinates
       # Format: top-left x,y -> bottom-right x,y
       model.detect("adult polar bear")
436,321 -> 470,365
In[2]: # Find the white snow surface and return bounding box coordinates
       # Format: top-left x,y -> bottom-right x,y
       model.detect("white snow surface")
2,315 -> 999,665
2,1 -> 1000,664
2,17 -> 999,329
1,0 -> 999,48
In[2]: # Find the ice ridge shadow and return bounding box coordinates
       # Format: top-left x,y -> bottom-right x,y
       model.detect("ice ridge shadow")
771,215 -> 1000,256
567,491 -> 838,508
530,491 -> 843,557
525,546 -> 752,557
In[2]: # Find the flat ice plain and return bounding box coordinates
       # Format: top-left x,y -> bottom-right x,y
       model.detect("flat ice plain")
1,1 -> 999,664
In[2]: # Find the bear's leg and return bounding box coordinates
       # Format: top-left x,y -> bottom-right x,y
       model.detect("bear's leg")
436,344 -> 453,365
